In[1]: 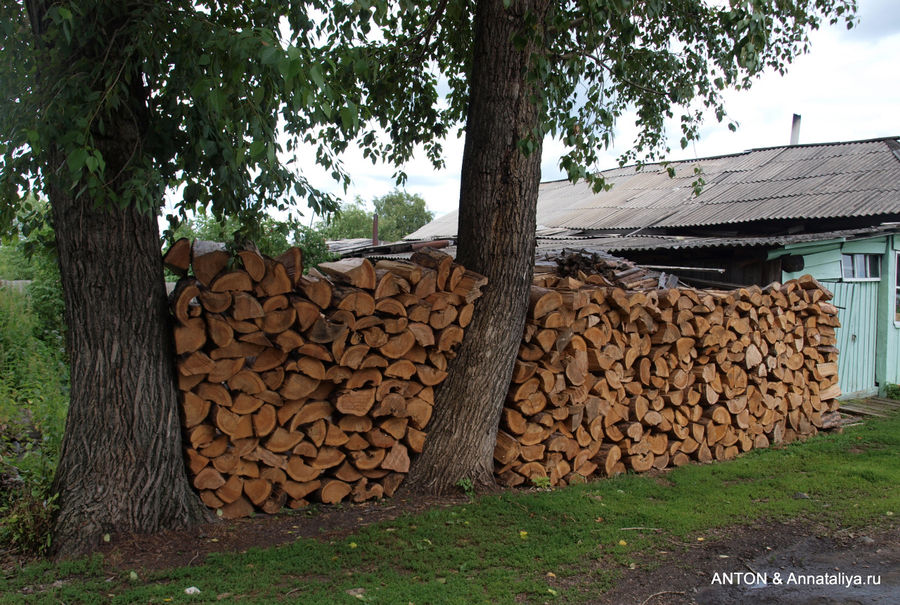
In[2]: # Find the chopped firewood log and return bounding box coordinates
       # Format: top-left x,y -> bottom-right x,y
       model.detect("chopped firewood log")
191,241 -> 230,287
319,258 -> 376,290
163,238 -> 192,275
237,249 -> 266,282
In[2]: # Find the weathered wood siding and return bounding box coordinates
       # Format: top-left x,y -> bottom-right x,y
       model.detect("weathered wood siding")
831,281 -> 879,397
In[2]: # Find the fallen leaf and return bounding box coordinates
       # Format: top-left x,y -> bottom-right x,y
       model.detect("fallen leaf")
128,571 -> 138,581
618,539 -> 627,546
546,572 -> 556,578
349,542 -> 358,549
547,588 -> 558,596
697,537 -> 705,542
519,530 -> 528,539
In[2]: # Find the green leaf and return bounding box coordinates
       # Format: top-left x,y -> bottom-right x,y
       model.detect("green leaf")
340,103 -> 358,132
66,148 -> 88,175
249,140 -> 265,159
309,64 -> 325,89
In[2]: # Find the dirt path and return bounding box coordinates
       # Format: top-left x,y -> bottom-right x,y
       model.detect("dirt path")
95,494 -> 470,572
595,520 -> 899,604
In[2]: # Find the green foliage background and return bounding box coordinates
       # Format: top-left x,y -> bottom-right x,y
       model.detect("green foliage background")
0,243 -> 68,555
318,190 -> 434,242
164,213 -> 335,275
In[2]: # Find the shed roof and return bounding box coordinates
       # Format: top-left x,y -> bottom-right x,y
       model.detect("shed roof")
406,137 -> 900,241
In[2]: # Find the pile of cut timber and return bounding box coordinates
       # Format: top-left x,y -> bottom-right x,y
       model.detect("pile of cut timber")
165,239 -> 486,518
539,250 -> 672,290
495,272 -> 840,487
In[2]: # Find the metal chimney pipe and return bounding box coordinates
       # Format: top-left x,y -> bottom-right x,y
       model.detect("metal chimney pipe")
372,213 -> 379,245
790,114 -> 801,145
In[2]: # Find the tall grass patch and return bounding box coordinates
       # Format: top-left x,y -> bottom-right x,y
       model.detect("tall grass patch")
0,284 -> 69,555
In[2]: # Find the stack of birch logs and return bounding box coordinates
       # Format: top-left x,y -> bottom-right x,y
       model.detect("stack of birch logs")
494,271 -> 841,487
164,239 -> 486,518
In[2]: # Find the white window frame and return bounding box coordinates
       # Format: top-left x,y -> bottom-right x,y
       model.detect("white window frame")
841,253 -> 881,282
895,252 -> 900,325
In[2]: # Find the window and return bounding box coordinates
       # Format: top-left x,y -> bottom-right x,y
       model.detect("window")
841,253 -> 881,280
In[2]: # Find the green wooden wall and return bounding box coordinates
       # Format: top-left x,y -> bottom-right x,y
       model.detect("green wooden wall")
773,234 -> 900,397
831,280 -> 879,397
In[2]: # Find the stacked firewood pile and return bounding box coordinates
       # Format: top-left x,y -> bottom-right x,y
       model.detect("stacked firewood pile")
494,272 -> 841,487
164,239 -> 485,518
540,250 -> 675,290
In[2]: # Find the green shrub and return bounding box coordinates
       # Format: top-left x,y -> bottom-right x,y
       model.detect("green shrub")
0,285 -> 68,555
25,251 -> 66,346
0,456 -> 58,556
0,244 -> 35,280
885,383 -> 900,400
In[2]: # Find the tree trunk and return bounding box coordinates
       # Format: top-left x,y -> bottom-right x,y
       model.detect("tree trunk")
404,0 -> 548,494
49,183 -> 210,558
26,3 -> 210,557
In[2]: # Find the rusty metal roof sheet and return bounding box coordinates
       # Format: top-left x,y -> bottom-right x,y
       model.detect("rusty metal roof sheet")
405,137 -> 900,240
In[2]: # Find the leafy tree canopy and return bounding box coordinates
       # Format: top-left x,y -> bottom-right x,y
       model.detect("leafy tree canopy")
1,0 -> 855,234
317,200 -> 373,241
318,190 -> 433,242
0,0 -> 421,236
319,0 -> 856,189
373,190 -> 433,242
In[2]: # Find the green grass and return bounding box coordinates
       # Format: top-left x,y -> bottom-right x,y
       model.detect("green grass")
2,413 -> 898,604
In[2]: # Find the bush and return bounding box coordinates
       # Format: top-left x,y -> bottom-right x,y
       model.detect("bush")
25,252 -> 66,346
885,384 -> 900,401
0,244 -> 35,280
0,456 -> 58,556
0,285 -> 68,555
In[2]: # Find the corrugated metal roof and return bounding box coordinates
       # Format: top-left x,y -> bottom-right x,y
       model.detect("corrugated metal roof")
367,226 -> 897,264
406,137 -> 900,240
533,225 -> 899,254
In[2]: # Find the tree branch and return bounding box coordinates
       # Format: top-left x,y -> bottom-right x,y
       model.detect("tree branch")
584,52 -> 669,98
407,0 -> 450,63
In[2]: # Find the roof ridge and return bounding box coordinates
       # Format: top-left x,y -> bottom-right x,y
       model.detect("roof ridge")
539,136 -> 900,186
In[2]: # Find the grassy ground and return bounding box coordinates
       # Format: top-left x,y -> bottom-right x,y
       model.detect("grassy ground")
2,413 -> 898,604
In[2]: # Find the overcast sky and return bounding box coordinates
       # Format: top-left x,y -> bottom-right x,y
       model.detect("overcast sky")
300,0 -> 900,221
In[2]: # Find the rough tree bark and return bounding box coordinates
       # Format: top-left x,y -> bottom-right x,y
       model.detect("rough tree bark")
24,2 -> 210,557
405,0 -> 549,493
49,185 -> 211,558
